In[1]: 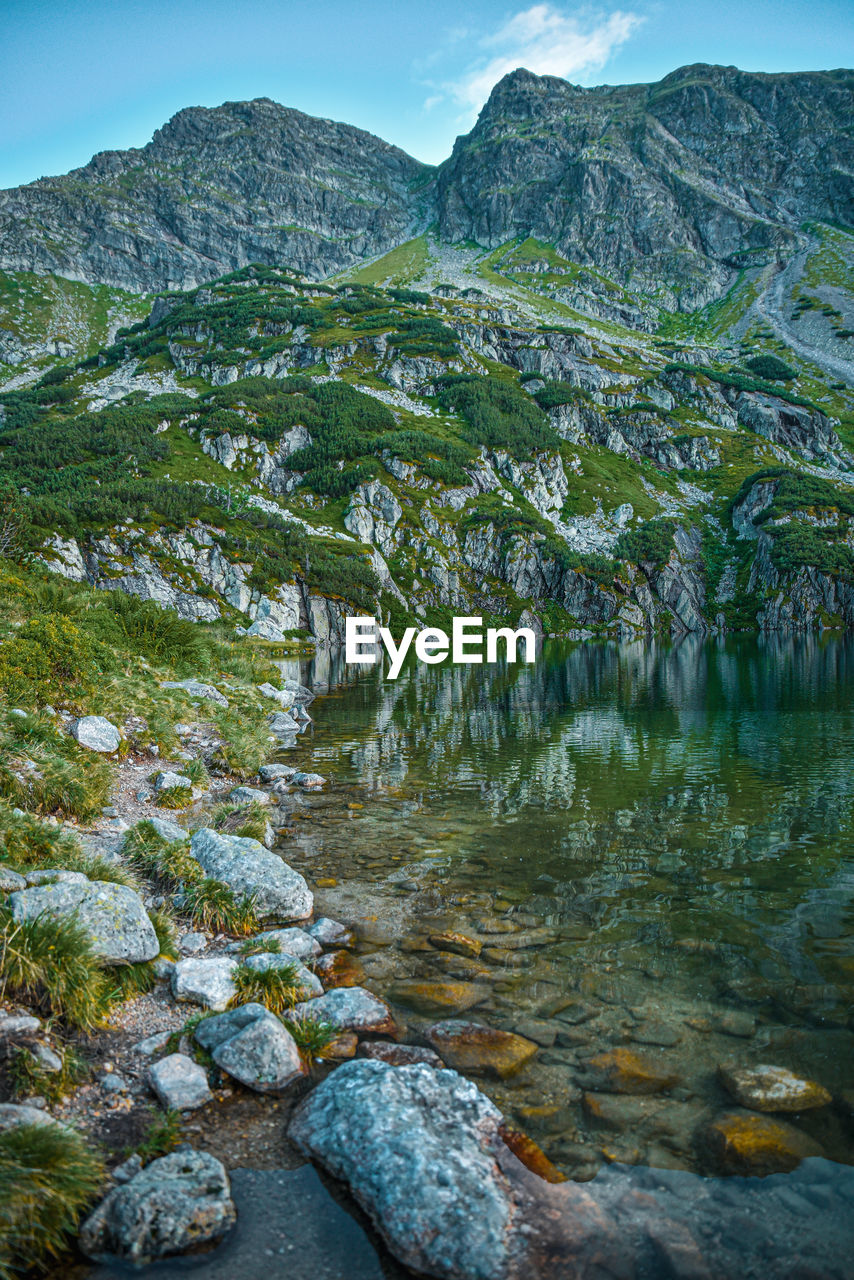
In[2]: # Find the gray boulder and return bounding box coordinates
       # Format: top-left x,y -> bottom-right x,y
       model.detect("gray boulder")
290,1060 -> 617,1280
259,763 -> 296,783
268,711 -> 299,738
290,987 -> 396,1036
161,679 -> 229,707
188,828 -> 312,921
146,816 -> 188,842
240,926 -> 320,960
195,1003 -> 305,1094
171,956 -> 238,1011
9,879 -> 159,963
281,678 -> 315,704
71,715 -> 121,753
154,770 -> 192,793
257,682 -> 295,708
0,1103 -> 65,1132
228,785 -> 270,805
148,1053 -> 212,1111
308,917 -> 354,947
291,770 -> 326,790
0,868 -> 27,892
241,952 -> 323,998
79,1148 -> 236,1265
247,618 -> 287,642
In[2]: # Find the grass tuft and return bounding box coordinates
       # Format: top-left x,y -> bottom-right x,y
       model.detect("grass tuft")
288,1014 -> 339,1065
8,1042 -> 87,1106
183,878 -> 259,935
154,784 -> 194,810
0,904 -> 109,1031
233,961 -> 300,1014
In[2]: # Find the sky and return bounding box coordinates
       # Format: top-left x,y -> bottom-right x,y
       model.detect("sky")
1,0 -> 852,189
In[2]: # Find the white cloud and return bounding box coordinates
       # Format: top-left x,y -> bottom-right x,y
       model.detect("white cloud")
441,5 -> 642,122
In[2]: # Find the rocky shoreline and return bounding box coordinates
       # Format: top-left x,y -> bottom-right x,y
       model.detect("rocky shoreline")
2,662 -> 854,1279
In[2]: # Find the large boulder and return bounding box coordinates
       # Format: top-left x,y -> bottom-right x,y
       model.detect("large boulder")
195,1003 -> 306,1093
290,1060 -> 618,1280
9,879 -> 159,963
188,828 -> 312,921
79,1148 -> 236,1265
171,956 -> 238,1011
71,715 -> 121,753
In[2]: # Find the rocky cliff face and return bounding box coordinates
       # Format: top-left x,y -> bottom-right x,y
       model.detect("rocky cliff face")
0,98 -> 431,292
438,65 -> 854,308
1,65 -> 851,303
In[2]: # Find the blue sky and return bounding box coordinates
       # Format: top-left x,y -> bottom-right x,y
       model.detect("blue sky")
1,0 -> 852,188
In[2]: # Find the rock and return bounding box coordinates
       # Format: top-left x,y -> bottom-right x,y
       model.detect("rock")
576,1048 -> 680,1094
9,879 -> 159,963
699,1112 -> 824,1176
112,1154 -> 144,1184
24,868 -> 88,885
188,828 -> 312,921
148,1054 -> 212,1111
133,1031 -> 173,1056
247,618 -> 287,641
424,1021 -> 538,1079
71,715 -> 121,753
178,931 -> 207,954
291,770 -> 326,789
236,926 -> 320,960
290,987 -> 397,1037
320,1032 -> 359,1060
259,763 -> 297,783
389,979 -> 489,1016
0,1103 -> 64,1132
146,816 -> 188,842
357,1042 -> 444,1068
240,952 -> 323,998
268,711 -> 299,737
630,1020 -> 683,1048
281,679 -> 315,704
291,1059 -> 618,1280
0,1014 -> 41,1037
429,931 -> 482,958
171,957 -> 238,1011
0,868 -> 27,892
228,785 -> 270,805
195,1003 -> 306,1093
513,1018 -> 556,1048
718,1064 -> 832,1112
308,916 -> 353,946
161,680 -> 229,707
315,950 -> 366,988
31,1042 -> 62,1072
154,770 -> 192,793
79,1148 -> 236,1265
257,682 -> 295,708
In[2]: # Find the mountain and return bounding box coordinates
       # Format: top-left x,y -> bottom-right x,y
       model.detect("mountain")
0,65 -> 851,307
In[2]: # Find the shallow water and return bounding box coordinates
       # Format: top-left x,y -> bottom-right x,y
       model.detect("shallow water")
278,635 -> 854,1178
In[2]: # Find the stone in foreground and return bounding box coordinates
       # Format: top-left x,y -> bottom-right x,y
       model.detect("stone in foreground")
148,1053 -> 213,1112
9,879 -> 159,963
171,956 -> 238,1011
718,1063 -> 832,1112
0,1103 -> 65,1132
290,1059 -> 618,1280
290,986 -> 397,1037
195,1003 -> 306,1093
79,1148 -> 236,1265
71,715 -> 121,753
189,828 -> 312,921
424,1021 -> 538,1079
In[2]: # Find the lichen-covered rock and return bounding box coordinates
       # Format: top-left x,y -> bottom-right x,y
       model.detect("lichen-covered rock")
241,951 -> 323,998
195,1003 -> 306,1093
171,956 -> 238,1011
228,785 -> 270,805
315,950 -> 366,988
699,1112 -> 824,1175
161,679 -> 229,707
71,715 -> 121,753
154,770 -> 193,793
79,1148 -> 236,1265
389,979 -> 490,1017
575,1047 -> 680,1095
9,879 -> 159,963
148,1053 -> 212,1111
188,828 -> 312,921
424,1021 -> 538,1080
290,986 -> 397,1037
718,1064 -> 832,1112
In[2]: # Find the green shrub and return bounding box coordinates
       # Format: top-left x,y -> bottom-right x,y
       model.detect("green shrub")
615,518 -> 679,568
0,1123 -> 104,1279
0,615 -> 97,707
436,375 -> 557,455
742,354 -> 797,381
155,784 -> 194,810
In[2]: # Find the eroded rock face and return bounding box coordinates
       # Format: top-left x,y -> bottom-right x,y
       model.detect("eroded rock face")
188,828 -> 312,921
9,879 -> 159,963
79,1148 -> 236,1265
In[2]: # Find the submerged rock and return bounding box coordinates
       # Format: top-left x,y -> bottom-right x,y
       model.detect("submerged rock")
71,715 -> 121,753
188,828 -> 312,921
79,1148 -> 236,1265
315,950 -> 366,988
9,879 -> 159,963
357,1041 -> 444,1068
148,1053 -> 212,1112
389,979 -> 489,1016
575,1047 -> 680,1095
290,1059 -> 619,1280
424,1021 -> 538,1079
428,931 -> 482,958
195,1003 -> 306,1093
718,1064 -> 832,1112
699,1112 -> 824,1175
308,916 -> 354,946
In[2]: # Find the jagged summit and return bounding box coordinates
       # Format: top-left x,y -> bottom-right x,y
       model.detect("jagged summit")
0,64 -> 851,302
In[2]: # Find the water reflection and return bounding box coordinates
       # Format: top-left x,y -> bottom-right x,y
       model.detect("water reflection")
278,636 -> 854,1177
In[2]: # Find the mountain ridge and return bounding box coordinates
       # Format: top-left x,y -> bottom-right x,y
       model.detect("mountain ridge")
1,63 -> 851,306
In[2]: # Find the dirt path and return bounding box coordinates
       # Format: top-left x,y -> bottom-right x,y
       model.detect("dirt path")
753,238 -> 854,385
